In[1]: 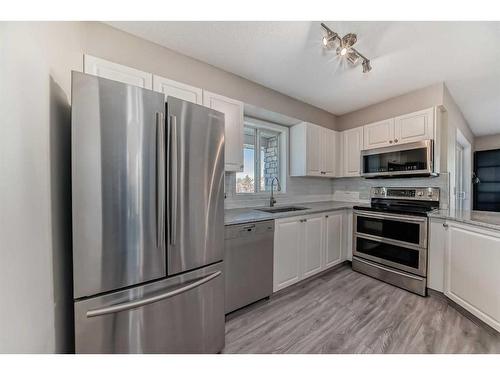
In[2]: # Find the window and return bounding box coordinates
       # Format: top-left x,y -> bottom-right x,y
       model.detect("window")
236,118 -> 288,194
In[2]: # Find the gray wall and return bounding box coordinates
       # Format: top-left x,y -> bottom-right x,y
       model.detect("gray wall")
475,134 -> 500,151
336,83 -> 445,131
83,22 -> 337,130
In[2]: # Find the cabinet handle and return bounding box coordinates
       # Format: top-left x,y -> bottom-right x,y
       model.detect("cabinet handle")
443,223 -> 448,229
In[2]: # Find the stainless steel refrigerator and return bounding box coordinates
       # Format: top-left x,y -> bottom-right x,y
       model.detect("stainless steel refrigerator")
71,72 -> 225,353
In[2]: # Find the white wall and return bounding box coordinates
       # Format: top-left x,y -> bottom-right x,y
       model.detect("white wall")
0,22 -> 82,353
443,86 -> 475,210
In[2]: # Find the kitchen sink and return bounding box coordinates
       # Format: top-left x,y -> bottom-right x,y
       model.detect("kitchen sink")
256,206 -> 308,214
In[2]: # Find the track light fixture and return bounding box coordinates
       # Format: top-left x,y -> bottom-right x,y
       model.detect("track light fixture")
321,23 -> 372,74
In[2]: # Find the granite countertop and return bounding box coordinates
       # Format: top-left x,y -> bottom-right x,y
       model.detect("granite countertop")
225,200 -> 358,225
429,209 -> 500,232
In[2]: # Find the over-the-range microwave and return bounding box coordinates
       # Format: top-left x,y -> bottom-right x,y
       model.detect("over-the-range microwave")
361,140 -> 436,178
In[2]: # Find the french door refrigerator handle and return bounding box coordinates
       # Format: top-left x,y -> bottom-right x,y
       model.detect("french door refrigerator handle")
169,114 -> 178,246
86,270 -> 222,318
156,112 -> 166,248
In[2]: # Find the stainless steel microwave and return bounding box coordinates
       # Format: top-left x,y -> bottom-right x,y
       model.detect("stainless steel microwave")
361,140 -> 435,178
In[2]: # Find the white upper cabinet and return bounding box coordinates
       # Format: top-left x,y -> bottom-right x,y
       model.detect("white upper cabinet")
342,127 -> 363,177
363,108 -> 435,150
290,122 -> 337,178
306,124 -> 322,176
394,108 -> 434,144
203,90 -> 244,172
322,127 -> 336,177
153,75 -> 203,105
363,118 -> 395,150
84,55 -> 152,89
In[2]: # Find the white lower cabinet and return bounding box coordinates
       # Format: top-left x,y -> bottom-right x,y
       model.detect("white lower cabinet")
273,217 -> 302,291
273,210 -> 347,292
302,215 -> 324,279
444,222 -> 500,333
428,218 -> 446,292
325,212 -> 343,268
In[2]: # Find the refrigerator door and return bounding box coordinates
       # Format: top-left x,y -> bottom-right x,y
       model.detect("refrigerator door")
167,97 -> 225,275
72,72 -> 167,299
74,262 -> 225,353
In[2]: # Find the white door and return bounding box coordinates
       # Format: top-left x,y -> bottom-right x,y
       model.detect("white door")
322,128 -> 336,177
203,91 -> 244,172
444,223 -> 500,332
324,212 -> 343,268
363,119 -> 395,150
153,75 -> 203,104
302,215 -> 324,279
273,218 -> 302,292
343,127 -> 363,177
84,55 -> 153,89
306,124 -> 322,176
394,108 -> 434,145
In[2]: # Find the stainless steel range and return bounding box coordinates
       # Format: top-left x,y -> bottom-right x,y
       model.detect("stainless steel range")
352,187 -> 440,296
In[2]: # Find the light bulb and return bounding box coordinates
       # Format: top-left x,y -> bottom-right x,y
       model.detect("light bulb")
322,36 -> 328,47
340,48 -> 347,56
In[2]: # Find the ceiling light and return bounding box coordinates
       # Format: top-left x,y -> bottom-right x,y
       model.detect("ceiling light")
362,59 -> 372,73
320,22 -> 372,74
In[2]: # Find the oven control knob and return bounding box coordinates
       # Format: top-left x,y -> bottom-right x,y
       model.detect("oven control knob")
417,191 -> 424,197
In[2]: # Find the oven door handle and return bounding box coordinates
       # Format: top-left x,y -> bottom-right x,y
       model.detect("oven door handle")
353,210 -> 427,223
354,232 -> 426,251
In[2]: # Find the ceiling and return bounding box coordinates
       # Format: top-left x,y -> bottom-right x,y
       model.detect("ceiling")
107,21 -> 500,136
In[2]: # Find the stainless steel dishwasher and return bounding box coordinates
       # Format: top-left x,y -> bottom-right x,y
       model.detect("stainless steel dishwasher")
224,220 -> 274,314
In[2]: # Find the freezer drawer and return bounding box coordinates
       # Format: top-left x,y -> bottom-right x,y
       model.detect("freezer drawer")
74,262 -> 225,353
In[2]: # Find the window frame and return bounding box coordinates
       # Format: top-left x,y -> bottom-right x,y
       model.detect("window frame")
235,117 -> 288,196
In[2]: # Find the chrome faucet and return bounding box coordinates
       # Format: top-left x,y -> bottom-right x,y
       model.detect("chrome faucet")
269,177 -> 281,207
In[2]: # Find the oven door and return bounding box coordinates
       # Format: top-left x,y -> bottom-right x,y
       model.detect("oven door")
353,210 -> 428,276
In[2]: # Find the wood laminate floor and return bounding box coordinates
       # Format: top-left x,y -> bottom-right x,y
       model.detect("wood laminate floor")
223,265 -> 500,354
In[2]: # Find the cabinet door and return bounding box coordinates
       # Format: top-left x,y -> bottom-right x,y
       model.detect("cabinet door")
428,218 -> 446,292
306,124 -> 322,176
203,91 -> 244,172
324,212 -> 343,268
343,127 -> 363,177
153,75 -> 203,104
273,218 -> 302,292
343,209 -> 353,261
302,215 -> 324,279
363,119 -> 395,150
84,55 -> 152,89
444,223 -> 500,332
322,128 -> 336,177
394,108 -> 434,145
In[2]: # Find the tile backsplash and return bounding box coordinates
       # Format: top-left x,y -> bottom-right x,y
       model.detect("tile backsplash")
224,172 -> 450,209
331,172 -> 450,209
224,172 -> 334,209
